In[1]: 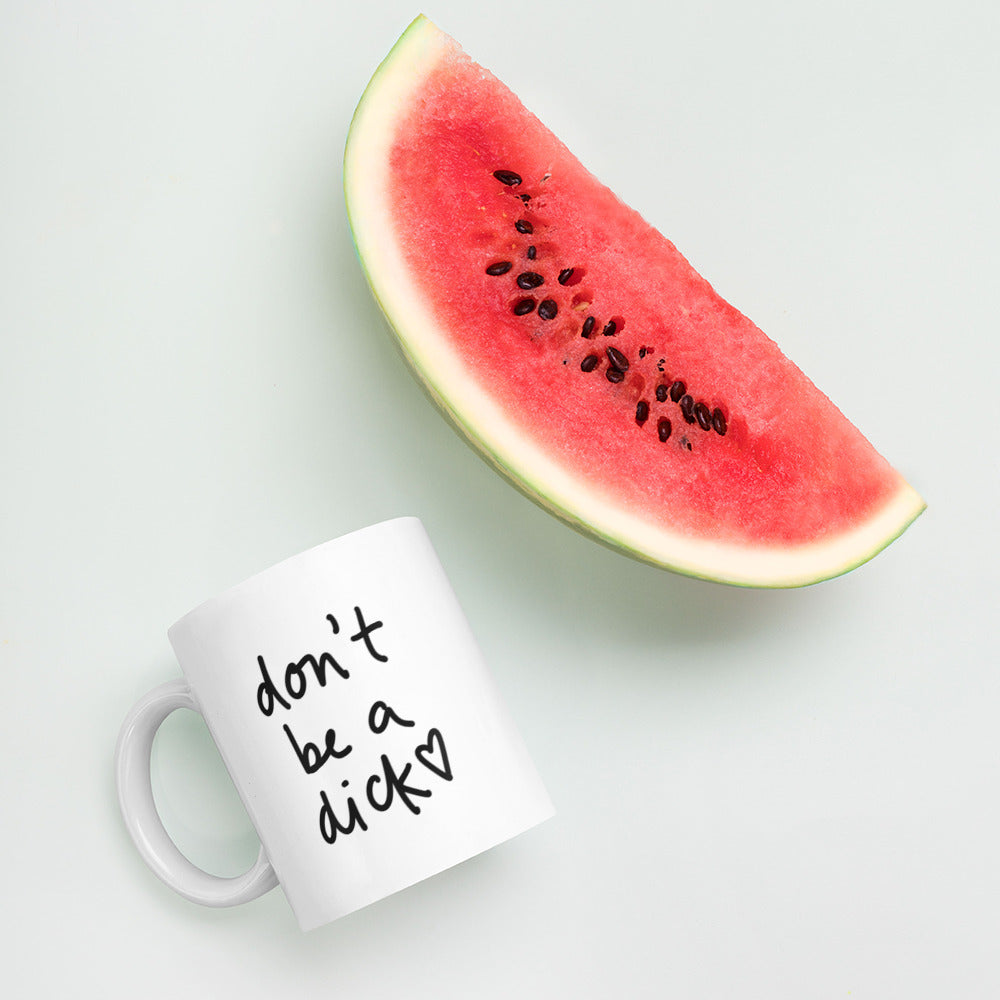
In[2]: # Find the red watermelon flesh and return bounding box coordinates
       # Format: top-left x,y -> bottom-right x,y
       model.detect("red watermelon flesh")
344,17 -> 924,587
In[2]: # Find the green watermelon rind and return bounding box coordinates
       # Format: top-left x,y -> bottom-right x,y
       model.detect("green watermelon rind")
343,16 -> 925,588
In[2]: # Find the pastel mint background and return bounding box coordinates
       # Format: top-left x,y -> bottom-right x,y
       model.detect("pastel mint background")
2,1 -> 996,996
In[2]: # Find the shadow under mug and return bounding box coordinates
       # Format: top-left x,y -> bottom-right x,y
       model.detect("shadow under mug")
116,517 -> 554,930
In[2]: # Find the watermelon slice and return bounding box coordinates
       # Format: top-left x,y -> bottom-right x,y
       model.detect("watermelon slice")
344,16 -> 924,587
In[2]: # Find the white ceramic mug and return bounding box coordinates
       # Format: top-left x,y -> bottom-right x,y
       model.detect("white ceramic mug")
115,517 -> 553,930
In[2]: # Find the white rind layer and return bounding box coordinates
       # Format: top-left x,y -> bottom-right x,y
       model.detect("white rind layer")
344,15 -> 925,587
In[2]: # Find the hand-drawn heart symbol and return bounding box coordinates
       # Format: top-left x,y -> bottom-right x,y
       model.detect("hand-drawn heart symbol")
415,727 -> 453,781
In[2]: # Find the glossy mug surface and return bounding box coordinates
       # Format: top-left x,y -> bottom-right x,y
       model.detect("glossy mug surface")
116,517 -> 553,930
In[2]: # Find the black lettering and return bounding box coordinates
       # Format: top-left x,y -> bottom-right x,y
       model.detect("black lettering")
284,724 -> 353,775
351,605 -> 388,662
319,788 -> 368,844
256,655 -> 290,716
284,651 -> 349,701
310,650 -> 350,684
329,733 -> 352,759
368,700 -> 416,734
366,754 -> 431,816
284,658 -> 307,699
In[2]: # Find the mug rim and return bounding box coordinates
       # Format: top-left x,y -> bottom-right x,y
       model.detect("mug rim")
167,515 -> 422,640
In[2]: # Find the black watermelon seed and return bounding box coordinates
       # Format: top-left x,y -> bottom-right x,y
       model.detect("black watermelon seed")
669,380 -> 686,402
606,346 -> 629,371
606,367 -> 625,384
636,401 -> 649,426
526,245 -> 536,260
581,354 -> 599,372
657,417 -> 672,442
515,219 -> 533,234
602,320 -> 617,337
538,298 -> 558,320
519,193 -> 531,203
681,437 -> 693,451
638,347 -> 647,359
581,316 -> 596,338
486,261 -> 513,276
558,268 -> 575,285
712,409 -> 727,435
680,394 -> 696,423
513,297 -> 537,316
493,169 -> 522,186
655,384 -> 668,403
694,402 -> 712,430
516,271 -> 544,289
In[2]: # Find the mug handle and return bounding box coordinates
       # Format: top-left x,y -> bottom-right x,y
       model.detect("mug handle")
115,679 -> 279,907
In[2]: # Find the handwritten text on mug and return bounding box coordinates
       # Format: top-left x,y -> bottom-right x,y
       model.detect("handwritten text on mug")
254,607 -> 453,845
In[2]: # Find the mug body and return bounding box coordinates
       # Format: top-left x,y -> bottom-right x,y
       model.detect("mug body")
166,517 -> 553,929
